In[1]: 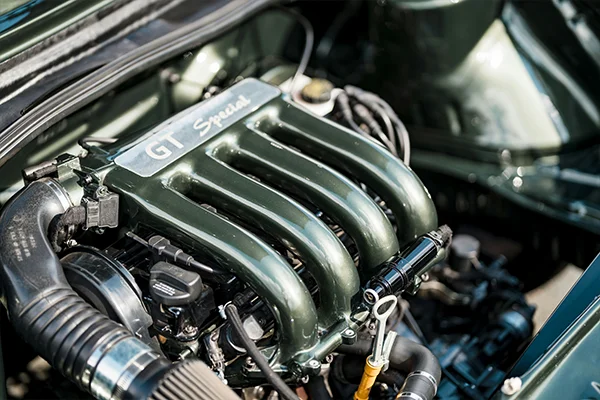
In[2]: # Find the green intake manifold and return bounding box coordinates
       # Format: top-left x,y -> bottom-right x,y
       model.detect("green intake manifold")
84,78 -> 437,374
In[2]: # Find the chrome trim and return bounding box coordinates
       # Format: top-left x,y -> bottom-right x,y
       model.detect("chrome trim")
90,337 -> 158,400
42,178 -> 72,210
407,370 -> 438,395
397,392 -> 424,400
363,288 -> 379,304
81,330 -> 130,388
113,350 -> 160,399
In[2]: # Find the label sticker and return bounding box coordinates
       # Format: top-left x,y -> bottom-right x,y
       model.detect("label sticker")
115,78 -> 280,177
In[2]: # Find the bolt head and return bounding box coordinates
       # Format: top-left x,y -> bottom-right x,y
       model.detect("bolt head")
501,377 -> 522,395
183,325 -> 198,335
341,328 -> 357,345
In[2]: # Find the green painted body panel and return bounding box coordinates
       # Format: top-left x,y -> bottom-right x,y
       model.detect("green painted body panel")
83,79 -> 437,367
495,297 -> 600,400
0,0 -> 114,62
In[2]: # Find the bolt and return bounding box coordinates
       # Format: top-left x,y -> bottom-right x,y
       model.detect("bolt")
325,354 -> 334,364
300,376 -> 309,384
421,272 -> 430,282
245,357 -> 255,368
501,377 -> 522,395
341,328 -> 357,345
183,325 -> 198,336
252,386 -> 265,398
308,360 -> 320,368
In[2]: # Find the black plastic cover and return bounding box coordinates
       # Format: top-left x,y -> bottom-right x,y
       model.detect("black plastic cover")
149,261 -> 202,306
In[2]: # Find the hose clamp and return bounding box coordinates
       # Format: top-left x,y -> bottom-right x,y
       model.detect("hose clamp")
88,336 -> 159,400
397,392 -> 424,400
406,370 -> 438,396
81,330 -> 130,388
43,178 -> 73,210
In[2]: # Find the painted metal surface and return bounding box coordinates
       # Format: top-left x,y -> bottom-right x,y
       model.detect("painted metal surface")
511,254 -> 600,376
0,0 -> 114,61
497,296 -> 600,400
86,79 -> 438,367
115,79 -> 280,177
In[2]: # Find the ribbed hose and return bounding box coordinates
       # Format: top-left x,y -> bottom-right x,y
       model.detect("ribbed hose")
0,180 -> 238,400
337,337 -> 440,400
15,288 -> 131,386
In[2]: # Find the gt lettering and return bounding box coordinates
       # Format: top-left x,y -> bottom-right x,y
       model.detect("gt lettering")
145,132 -> 184,160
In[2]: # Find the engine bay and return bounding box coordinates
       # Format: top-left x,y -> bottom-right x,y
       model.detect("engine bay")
2,1 -> 597,399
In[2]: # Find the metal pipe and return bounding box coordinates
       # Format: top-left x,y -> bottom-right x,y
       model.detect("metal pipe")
106,172 -> 320,362
0,179 -> 238,400
234,127 -> 399,271
177,157 -> 360,326
261,105 -> 438,247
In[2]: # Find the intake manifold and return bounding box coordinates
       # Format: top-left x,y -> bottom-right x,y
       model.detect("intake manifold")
86,78 -> 437,373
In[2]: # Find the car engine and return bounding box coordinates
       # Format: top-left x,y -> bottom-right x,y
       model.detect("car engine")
2,1 -> 579,399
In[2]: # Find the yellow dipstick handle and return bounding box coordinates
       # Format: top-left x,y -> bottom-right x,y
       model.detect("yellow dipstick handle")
354,357 -> 383,400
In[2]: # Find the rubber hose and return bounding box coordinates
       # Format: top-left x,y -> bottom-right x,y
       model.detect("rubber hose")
0,180 -> 238,400
337,337 -> 440,400
224,304 -> 299,400
305,375 -> 332,400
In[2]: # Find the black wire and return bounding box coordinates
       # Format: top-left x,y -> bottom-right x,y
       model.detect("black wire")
343,85 -> 411,165
277,6 -> 314,93
224,304 -> 299,400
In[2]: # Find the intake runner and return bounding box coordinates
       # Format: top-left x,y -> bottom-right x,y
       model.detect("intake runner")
0,179 -> 239,400
0,78 -> 443,399
81,78 -> 439,373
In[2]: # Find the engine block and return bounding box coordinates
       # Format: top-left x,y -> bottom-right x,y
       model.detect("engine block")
79,78 -> 437,373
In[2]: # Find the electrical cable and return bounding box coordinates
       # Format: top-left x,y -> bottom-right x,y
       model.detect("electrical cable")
373,97 -> 410,165
277,6 -> 314,94
369,101 -> 397,151
353,103 -> 397,156
315,0 -> 361,68
224,304 -> 299,400
337,85 -> 411,165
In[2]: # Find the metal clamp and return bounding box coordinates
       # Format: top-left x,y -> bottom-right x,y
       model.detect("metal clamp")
406,370 -> 438,396
397,392 -> 424,400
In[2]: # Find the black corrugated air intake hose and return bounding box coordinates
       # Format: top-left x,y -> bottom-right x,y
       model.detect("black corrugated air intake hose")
0,179 -> 239,400
337,337 -> 440,400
